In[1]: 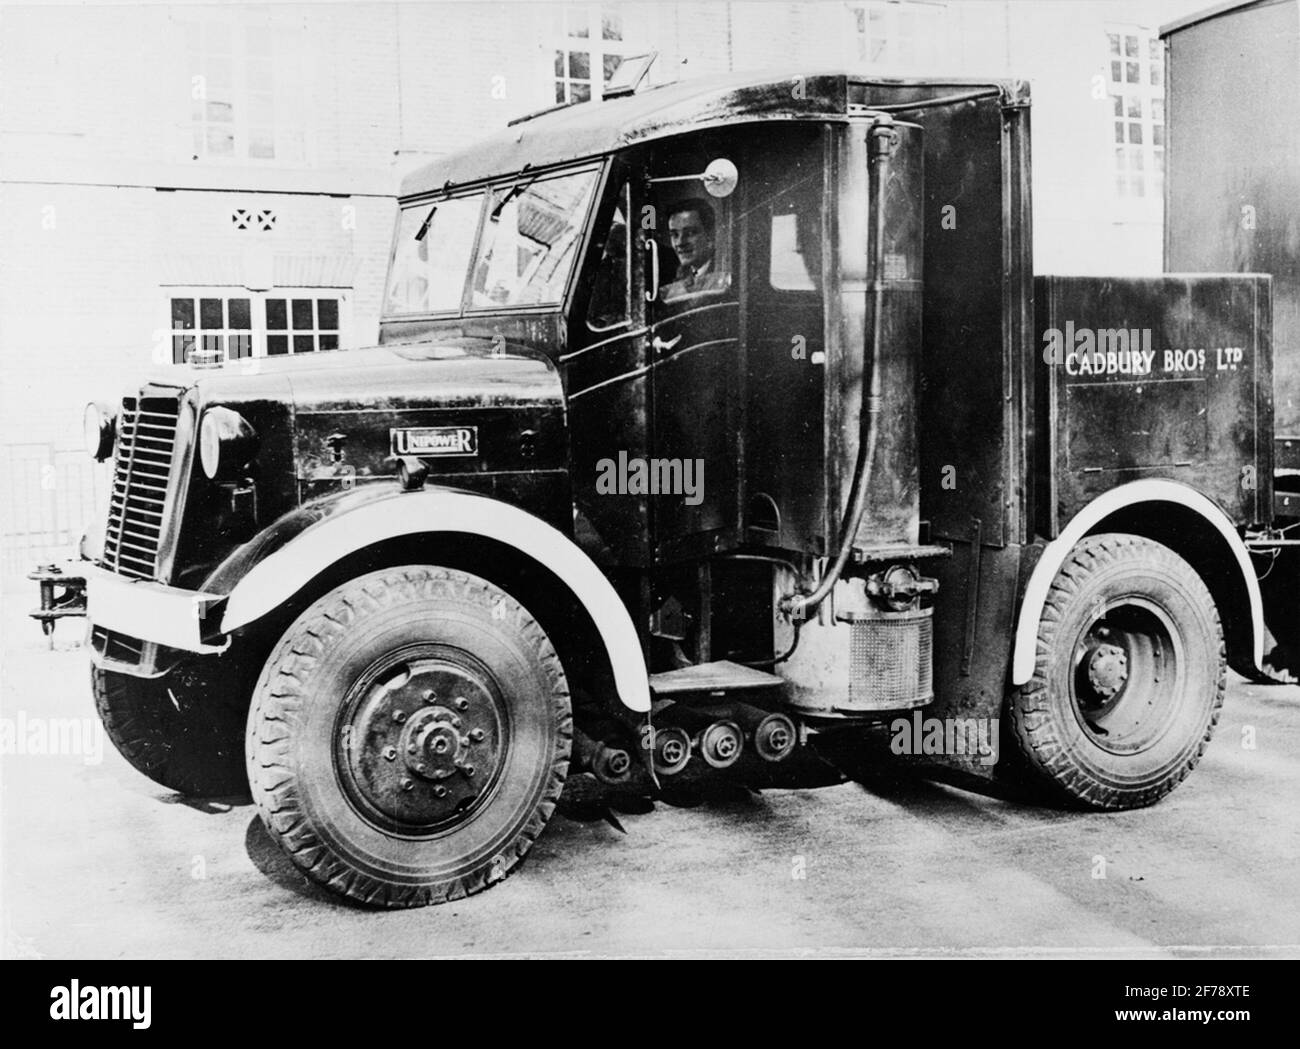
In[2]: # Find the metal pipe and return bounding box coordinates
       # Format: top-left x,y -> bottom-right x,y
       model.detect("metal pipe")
782,117 -> 897,622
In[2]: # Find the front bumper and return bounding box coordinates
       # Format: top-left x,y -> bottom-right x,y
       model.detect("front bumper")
83,562 -> 228,669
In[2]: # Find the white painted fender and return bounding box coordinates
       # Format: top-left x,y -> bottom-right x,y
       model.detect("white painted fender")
221,491 -> 650,712
1012,480 -> 1264,685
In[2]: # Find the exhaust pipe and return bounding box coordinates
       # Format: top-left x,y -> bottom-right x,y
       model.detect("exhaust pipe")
573,728 -> 634,785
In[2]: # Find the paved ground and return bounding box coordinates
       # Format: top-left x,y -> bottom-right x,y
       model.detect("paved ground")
3,590 -> 1299,959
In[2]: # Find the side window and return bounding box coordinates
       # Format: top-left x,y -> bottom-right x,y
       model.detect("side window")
768,181 -> 823,292
586,182 -> 631,331
385,193 -> 484,315
657,194 -> 733,305
471,170 -> 597,309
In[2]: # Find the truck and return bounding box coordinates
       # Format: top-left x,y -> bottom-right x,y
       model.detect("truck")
74,67 -> 1290,907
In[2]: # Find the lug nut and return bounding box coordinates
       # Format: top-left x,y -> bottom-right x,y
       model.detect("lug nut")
400,778 -> 414,792
455,697 -> 469,710
392,711 -> 407,724
415,762 -> 427,775
463,764 -> 475,777
434,786 -> 448,798
424,690 -> 436,701
470,728 -> 485,742
382,746 -> 397,761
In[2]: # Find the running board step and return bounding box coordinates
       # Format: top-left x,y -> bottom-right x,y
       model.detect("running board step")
650,660 -> 786,700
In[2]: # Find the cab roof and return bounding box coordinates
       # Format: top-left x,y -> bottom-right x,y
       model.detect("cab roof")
398,70 -> 1024,200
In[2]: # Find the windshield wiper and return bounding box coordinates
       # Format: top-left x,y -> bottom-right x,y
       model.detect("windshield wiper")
490,169 -> 538,221
414,204 -> 438,242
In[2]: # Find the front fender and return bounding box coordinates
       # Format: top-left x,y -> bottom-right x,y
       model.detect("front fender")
213,488 -> 650,712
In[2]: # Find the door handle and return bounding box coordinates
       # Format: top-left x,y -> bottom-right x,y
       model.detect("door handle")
644,237 -> 660,302
652,333 -> 682,353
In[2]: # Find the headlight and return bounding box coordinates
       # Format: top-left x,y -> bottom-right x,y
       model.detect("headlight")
84,402 -> 116,461
199,407 -> 257,481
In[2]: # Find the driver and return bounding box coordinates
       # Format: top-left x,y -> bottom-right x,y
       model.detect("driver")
661,198 -> 726,302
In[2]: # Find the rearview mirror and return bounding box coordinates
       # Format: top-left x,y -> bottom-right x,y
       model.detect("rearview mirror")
701,158 -> 739,199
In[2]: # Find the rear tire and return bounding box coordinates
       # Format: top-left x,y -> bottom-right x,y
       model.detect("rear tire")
246,565 -> 571,908
1009,533 -> 1224,810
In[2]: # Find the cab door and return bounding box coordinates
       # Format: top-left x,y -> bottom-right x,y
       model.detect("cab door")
644,132 -> 743,561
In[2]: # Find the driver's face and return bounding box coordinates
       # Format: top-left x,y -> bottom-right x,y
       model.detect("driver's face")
668,212 -> 713,270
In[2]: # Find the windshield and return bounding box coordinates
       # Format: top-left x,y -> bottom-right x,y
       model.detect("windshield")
385,193 -> 484,315
471,169 -> 597,309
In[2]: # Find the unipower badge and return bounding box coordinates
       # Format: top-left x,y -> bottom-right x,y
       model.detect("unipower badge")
391,426 -> 478,457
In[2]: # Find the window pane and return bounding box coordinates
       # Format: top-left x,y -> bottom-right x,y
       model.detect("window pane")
1111,60 -> 1122,82
570,82 -> 591,103
1153,125 -> 1165,147
555,82 -> 567,104
171,298 -> 195,330
1124,35 -> 1138,57
386,193 -> 485,314
229,298 -> 251,329
206,127 -> 234,156
1114,122 -> 1125,144
267,335 -> 288,355
603,53 -> 622,84
1126,62 -> 1139,83
1126,97 -> 1141,118
249,128 -> 275,159
173,334 -> 194,365
206,100 -> 234,123
1129,123 -> 1142,144
291,299 -> 313,330
568,51 -> 590,79
317,299 -> 338,330
587,195 -> 629,329
1112,95 -> 1123,117
554,50 -> 565,77
266,299 -> 287,330
602,9 -> 622,40
472,170 -> 598,308
200,298 -> 224,329
294,335 -> 316,354
228,333 -> 252,358
320,334 -> 338,351
1108,33 -> 1120,55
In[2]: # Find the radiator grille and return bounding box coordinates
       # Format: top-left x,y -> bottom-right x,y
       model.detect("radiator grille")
102,395 -> 180,580
847,608 -> 934,711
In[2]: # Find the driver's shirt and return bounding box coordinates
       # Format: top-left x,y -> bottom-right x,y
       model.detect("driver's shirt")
662,258 -> 726,302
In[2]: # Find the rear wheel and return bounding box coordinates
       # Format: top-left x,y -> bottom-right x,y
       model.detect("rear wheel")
91,664 -> 249,797
1009,533 -> 1224,810
246,565 -> 571,908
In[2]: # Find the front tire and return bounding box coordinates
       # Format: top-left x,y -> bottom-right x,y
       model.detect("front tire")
1009,533 -> 1225,810
92,664 -> 249,797
246,565 -> 571,908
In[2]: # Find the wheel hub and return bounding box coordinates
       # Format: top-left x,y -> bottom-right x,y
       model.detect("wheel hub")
1085,641 -> 1129,701
341,657 -> 503,829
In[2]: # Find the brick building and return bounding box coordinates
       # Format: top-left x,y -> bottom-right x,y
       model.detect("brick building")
0,0 -> 1206,573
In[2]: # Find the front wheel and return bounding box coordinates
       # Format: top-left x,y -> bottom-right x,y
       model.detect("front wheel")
246,566 -> 571,908
1009,533 -> 1225,810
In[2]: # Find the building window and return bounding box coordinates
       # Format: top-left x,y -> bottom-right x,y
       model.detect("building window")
852,1 -> 947,69
1107,27 -> 1165,199
167,289 -> 344,364
183,11 -> 306,163
553,3 -> 636,103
